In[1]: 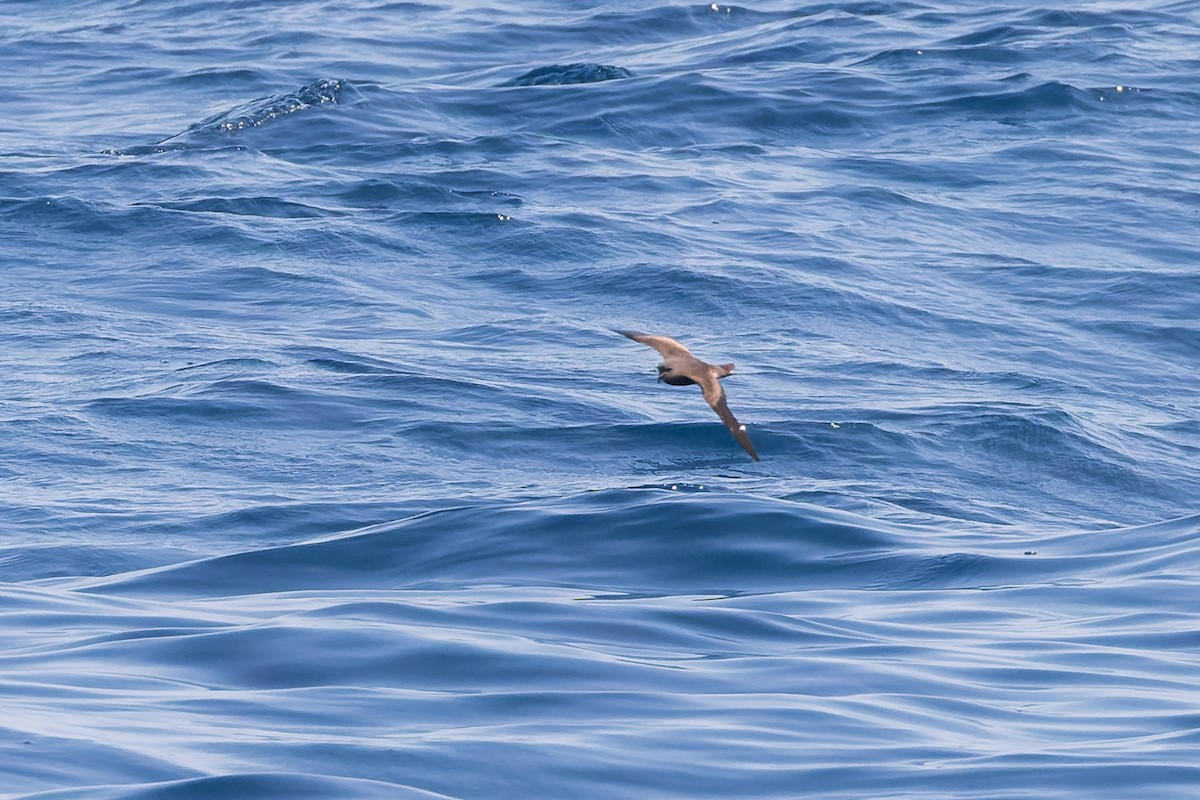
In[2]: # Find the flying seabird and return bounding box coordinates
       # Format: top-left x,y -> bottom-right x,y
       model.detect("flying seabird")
615,330 -> 759,461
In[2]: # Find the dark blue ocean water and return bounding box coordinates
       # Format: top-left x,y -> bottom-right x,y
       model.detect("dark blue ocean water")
3,1 -> 1200,797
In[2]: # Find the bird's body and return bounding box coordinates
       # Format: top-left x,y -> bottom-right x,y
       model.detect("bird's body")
615,330 -> 759,461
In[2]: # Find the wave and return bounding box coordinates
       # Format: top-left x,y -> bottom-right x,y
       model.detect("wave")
108,79 -> 363,155
501,63 -> 633,87
6,495 -> 1200,800
171,78 -> 361,136
16,773 -> 452,800
70,489 -> 1200,600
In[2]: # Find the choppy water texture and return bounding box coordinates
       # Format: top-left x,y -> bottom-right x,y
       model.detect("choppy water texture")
3,1 -> 1200,797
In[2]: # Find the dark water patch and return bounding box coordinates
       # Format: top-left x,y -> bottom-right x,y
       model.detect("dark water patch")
913,80 -> 1102,119
0,544 -> 189,582
502,63 -> 633,87
299,356 -> 400,376
137,196 -> 338,219
18,773 -> 447,800
940,24 -> 1041,47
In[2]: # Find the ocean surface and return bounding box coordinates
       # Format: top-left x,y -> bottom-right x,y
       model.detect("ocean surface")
3,0 -> 1200,797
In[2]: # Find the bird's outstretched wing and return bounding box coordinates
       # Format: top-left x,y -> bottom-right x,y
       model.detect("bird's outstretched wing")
700,372 -> 759,461
614,330 -> 693,359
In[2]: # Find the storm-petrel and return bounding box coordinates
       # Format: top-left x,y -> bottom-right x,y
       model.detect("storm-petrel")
615,330 -> 759,461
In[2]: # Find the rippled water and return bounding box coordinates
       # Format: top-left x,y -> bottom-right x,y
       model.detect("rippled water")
3,1 -> 1199,798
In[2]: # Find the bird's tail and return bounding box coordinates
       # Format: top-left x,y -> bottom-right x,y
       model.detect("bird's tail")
716,363 -> 735,378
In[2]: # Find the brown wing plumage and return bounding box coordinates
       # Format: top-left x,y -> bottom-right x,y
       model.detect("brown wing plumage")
699,372 -> 759,461
616,328 -> 760,461
614,330 -> 693,360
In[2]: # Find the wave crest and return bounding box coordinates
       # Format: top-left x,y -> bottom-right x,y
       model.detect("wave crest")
502,63 -> 633,87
